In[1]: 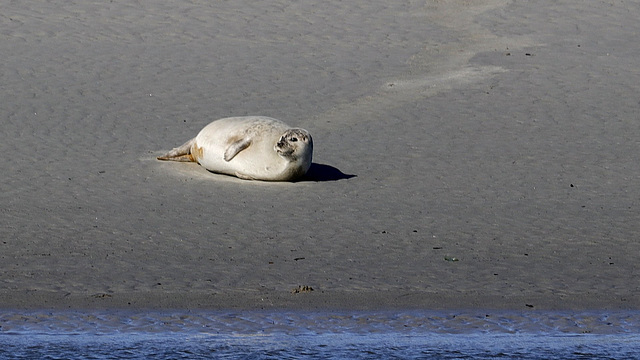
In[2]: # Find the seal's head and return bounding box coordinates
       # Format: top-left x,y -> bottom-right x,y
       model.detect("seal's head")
275,128 -> 313,179
275,128 -> 313,159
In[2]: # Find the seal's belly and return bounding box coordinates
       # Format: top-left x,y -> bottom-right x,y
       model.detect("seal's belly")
194,139 -> 286,179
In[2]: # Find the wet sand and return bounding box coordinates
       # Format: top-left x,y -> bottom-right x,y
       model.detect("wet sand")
1,0 -> 640,310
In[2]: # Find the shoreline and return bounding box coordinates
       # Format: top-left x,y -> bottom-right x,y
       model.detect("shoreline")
1,290 -> 637,312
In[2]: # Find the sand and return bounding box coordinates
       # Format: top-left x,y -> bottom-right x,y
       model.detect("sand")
1,0 -> 639,310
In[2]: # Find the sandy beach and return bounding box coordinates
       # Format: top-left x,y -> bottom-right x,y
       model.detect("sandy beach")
1,0 -> 639,310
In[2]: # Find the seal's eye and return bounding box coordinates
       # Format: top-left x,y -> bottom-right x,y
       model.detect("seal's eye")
290,137 -> 298,142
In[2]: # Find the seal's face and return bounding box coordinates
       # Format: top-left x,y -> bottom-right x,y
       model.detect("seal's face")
275,128 -> 313,160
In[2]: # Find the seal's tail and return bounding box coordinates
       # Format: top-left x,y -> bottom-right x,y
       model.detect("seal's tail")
157,138 -> 196,162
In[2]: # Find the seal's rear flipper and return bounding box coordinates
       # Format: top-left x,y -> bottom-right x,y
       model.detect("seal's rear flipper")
157,138 -> 196,162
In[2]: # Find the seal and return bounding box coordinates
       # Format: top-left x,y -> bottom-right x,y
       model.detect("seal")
157,116 -> 313,181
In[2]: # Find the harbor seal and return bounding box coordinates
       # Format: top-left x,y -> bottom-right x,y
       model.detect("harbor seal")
157,116 -> 313,181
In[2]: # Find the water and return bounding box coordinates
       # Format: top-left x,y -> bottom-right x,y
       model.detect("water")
1,310 -> 639,359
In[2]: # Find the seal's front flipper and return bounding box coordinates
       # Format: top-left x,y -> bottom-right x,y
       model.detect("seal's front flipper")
235,172 -> 255,180
157,138 -> 196,162
224,137 -> 251,162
